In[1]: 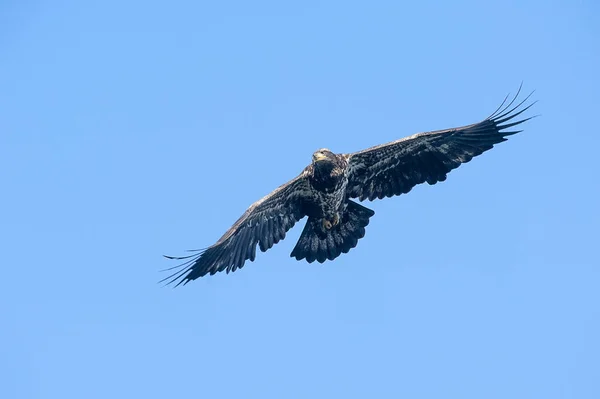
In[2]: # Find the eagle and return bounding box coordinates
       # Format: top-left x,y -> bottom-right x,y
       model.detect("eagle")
163,88 -> 535,286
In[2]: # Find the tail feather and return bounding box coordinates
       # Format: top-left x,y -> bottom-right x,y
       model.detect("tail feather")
290,200 -> 375,263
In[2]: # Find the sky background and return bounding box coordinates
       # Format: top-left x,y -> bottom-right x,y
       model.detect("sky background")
1,1 -> 599,398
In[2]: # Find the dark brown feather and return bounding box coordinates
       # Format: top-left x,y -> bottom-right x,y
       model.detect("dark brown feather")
161,174 -> 311,286
345,89 -> 535,201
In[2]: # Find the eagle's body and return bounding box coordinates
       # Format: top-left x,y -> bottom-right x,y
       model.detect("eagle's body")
163,88 -> 536,286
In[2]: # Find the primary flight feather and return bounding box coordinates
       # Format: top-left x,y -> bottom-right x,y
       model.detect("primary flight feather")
163,87 -> 536,286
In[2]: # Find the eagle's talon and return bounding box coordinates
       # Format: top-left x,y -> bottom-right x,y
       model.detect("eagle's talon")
332,214 -> 340,226
322,215 -> 339,230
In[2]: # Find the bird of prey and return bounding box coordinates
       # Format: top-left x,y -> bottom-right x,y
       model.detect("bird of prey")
163,87 -> 535,286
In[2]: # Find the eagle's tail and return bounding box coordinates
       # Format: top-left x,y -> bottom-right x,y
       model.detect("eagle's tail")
290,200 -> 375,263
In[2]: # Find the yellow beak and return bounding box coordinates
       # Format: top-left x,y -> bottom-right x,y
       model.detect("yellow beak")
313,152 -> 328,162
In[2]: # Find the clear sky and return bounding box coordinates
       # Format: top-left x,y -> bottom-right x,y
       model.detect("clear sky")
1,1 -> 599,398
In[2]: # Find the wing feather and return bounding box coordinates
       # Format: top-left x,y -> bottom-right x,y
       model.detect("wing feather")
346,88 -> 536,201
162,173 -> 311,286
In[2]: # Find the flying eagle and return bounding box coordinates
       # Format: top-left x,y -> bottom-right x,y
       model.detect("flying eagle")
163,88 -> 535,286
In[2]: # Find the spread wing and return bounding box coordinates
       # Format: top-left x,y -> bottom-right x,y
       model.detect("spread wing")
345,89 -> 536,201
162,172 -> 312,286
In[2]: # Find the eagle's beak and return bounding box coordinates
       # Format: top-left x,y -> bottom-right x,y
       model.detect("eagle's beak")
313,152 -> 328,162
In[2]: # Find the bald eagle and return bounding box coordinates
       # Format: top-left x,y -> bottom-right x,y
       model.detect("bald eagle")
163,88 -> 535,286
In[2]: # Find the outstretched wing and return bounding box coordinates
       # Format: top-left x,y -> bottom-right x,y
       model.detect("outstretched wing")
345,88 -> 536,201
162,172 -> 311,286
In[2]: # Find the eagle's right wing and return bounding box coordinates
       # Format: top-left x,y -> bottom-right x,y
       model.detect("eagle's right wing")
162,172 -> 312,286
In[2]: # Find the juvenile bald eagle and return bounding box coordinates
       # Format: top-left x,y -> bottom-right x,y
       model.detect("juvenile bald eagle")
163,88 -> 535,286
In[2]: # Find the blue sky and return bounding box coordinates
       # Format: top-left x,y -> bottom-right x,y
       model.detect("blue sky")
1,0 -> 599,398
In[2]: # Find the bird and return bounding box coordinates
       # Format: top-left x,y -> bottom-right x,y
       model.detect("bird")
162,87 -> 536,286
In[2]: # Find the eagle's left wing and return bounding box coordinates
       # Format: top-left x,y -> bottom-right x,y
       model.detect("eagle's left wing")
345,90 -> 535,201
162,172 -> 312,286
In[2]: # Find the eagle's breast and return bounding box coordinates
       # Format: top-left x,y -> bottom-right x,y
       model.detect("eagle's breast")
307,154 -> 349,218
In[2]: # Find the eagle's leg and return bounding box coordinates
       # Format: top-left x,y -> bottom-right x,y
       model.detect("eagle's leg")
321,213 -> 340,230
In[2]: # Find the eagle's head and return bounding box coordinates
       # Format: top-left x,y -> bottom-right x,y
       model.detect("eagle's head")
311,148 -> 343,181
309,148 -> 344,188
312,148 -> 336,164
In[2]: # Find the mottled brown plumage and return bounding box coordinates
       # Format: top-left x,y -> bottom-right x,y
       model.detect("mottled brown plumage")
163,87 -> 536,286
